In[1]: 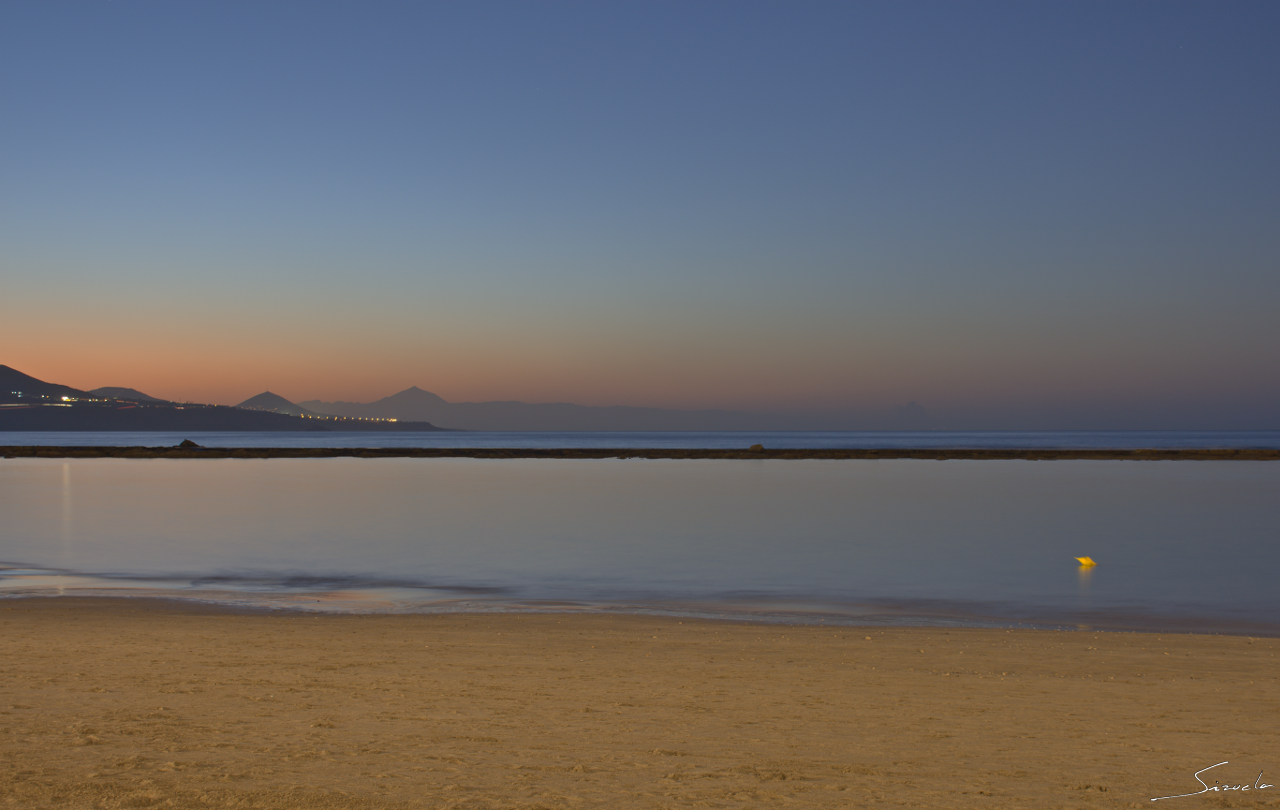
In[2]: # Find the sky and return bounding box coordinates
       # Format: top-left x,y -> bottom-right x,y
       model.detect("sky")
2,1 -> 1278,429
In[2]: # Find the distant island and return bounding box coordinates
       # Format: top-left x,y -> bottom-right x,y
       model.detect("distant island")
0,365 -> 446,432
299,386 -> 791,432
1,363 -> 805,432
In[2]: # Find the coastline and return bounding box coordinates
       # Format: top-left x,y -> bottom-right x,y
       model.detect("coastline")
5,584 -> 1280,638
4,597 -> 1278,808
4,445 -> 1280,460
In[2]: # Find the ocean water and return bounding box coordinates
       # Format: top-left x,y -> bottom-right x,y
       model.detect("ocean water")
2,429 -> 1280,450
2,456 -> 1277,634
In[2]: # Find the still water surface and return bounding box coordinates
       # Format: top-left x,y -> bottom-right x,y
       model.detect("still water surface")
3,430 -> 1280,449
1,457 -> 1277,633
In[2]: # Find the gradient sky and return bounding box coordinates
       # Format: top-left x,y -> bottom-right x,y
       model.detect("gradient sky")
3,1 -> 1278,429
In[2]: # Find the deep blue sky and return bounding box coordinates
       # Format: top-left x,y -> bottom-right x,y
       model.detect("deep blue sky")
2,1 -> 1277,428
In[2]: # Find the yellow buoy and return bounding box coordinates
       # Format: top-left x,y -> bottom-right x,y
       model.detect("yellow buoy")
1075,556 -> 1097,567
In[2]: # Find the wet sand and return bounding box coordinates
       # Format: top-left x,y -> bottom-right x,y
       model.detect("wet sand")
3,599 -> 1279,808
3,446 -> 1279,460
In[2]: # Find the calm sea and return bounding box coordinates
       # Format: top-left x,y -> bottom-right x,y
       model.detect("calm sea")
2,453 -> 1277,634
3,429 -> 1280,449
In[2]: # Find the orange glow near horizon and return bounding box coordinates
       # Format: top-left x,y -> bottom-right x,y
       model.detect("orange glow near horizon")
5,305 -> 1276,430
3,242 -> 1277,429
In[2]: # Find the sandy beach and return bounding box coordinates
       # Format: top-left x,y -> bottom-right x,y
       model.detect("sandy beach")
2,598 -> 1278,809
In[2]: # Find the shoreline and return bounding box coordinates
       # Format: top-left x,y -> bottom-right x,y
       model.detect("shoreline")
3,590 -> 1277,638
5,445 -> 1280,460
3,597 -> 1278,808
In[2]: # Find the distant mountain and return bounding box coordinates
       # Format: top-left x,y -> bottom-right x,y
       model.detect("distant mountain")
301,386 -> 792,431
1,365 -> 91,404
301,387 -> 446,421
89,387 -> 169,403
0,365 -> 447,432
236,391 -> 323,417
0,403 -> 445,432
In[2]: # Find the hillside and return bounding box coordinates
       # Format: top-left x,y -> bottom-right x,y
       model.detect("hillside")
236,391 -> 324,417
1,364 -> 92,404
0,366 -> 447,432
89,387 -> 169,403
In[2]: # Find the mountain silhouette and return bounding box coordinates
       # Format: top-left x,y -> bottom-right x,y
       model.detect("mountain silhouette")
89,387 -> 169,403
236,391 -> 323,417
0,365 -> 447,431
1,365 -> 91,404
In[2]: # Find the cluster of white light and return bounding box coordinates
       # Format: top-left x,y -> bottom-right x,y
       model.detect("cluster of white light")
0,392 -> 401,424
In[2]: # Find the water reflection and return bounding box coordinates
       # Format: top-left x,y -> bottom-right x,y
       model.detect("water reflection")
1077,560 -> 1093,610
1,457 -> 1278,632
59,462 -> 72,589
